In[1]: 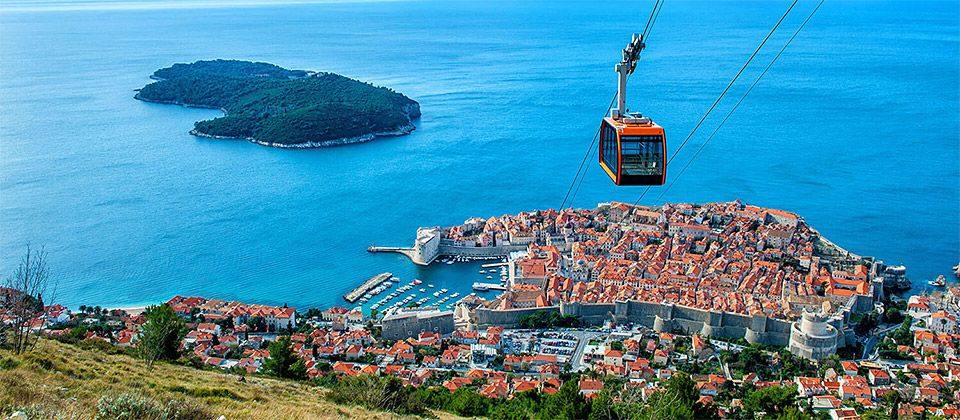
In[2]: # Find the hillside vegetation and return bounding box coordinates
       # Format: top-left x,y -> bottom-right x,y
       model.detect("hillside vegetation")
0,339 -> 432,419
135,59 -> 421,147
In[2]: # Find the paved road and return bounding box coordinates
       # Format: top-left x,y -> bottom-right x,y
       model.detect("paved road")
722,361 -> 733,380
566,330 -> 607,371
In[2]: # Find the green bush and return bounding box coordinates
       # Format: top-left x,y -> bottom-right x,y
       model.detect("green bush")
325,374 -> 425,415
167,385 -> 243,401
95,393 -> 212,420
0,356 -> 20,370
517,311 -> 580,329
22,353 -> 55,371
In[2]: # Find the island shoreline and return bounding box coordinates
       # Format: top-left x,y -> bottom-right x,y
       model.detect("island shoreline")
134,93 -> 419,149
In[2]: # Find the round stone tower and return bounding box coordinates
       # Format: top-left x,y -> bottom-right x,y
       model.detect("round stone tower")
789,310 -> 839,361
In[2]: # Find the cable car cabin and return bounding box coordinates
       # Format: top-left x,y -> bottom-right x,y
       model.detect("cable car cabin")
598,114 -> 666,186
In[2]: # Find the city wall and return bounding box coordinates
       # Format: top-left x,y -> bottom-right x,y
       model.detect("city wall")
474,300 -> 795,347
438,241 -> 528,258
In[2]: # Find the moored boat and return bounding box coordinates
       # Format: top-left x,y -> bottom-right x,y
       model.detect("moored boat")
930,275 -> 946,287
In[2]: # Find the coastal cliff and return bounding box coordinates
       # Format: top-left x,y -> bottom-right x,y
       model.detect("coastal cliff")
134,59 -> 421,148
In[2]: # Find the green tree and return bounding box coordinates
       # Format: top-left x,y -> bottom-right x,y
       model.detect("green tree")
263,336 -> 307,380
777,407 -> 806,420
666,371 -> 698,405
326,375 -> 422,415
490,390 -> 542,420
138,304 -> 184,365
448,388 -> 489,418
637,391 -> 695,419
539,379 -> 588,420
883,390 -> 902,420
742,385 -> 796,418
587,389 -> 618,420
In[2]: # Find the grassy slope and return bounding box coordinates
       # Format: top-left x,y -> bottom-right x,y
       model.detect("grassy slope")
0,339 -> 448,419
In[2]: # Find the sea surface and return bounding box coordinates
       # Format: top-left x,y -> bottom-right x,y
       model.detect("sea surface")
1,0 -> 957,311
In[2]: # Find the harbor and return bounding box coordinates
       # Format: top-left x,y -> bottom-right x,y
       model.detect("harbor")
367,276 -> 477,317
343,272 -> 392,303
346,256 -> 513,320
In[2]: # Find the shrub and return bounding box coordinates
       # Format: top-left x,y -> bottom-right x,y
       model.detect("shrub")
326,374 -> 425,415
95,393 -> 212,420
22,353 -> 55,371
0,356 -> 20,370
167,385 -> 243,401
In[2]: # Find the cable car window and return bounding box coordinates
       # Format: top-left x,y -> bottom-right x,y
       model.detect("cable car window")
620,135 -> 663,176
601,124 -> 618,173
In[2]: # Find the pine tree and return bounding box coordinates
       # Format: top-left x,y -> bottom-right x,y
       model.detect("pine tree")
138,304 -> 184,365
263,336 -> 307,380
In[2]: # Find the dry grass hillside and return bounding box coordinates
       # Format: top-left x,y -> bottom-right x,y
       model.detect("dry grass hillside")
0,339 -> 450,419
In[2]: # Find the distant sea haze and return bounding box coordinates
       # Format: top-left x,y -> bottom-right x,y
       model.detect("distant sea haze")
0,0 -> 957,310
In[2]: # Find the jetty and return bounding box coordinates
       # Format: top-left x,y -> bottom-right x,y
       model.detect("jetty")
344,272 -> 392,303
473,282 -> 507,292
481,262 -> 509,268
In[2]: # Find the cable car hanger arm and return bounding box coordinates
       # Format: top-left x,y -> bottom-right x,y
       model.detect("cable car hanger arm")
614,33 -> 645,118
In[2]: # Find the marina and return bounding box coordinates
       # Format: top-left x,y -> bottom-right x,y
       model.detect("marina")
362,275 -> 471,318
343,272 -> 392,303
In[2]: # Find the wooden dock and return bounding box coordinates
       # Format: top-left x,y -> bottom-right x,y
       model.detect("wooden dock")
344,272 -> 392,303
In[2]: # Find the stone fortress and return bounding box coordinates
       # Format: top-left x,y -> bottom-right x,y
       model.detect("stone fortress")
371,226 -> 527,265
789,310 -> 841,360
472,298 -> 850,360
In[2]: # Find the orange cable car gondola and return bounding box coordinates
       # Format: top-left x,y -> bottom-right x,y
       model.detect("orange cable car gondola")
598,33 -> 666,186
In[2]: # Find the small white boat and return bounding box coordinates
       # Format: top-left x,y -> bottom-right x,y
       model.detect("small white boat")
479,270 -> 486,274
486,275 -> 493,279
446,261 -> 454,265
930,275 -> 947,287
440,288 -> 448,293
419,288 -> 426,293
428,284 -> 435,288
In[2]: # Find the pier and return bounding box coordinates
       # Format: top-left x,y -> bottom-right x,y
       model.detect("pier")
368,246 -> 427,263
344,272 -> 392,303
481,262 -> 509,268
473,282 -> 507,291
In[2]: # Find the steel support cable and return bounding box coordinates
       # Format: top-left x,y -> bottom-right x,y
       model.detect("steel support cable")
559,0 -> 663,210
631,0 -> 799,208
654,0 -> 825,205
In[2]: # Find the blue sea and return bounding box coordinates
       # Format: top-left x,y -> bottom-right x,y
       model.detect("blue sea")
1,0 -> 957,311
